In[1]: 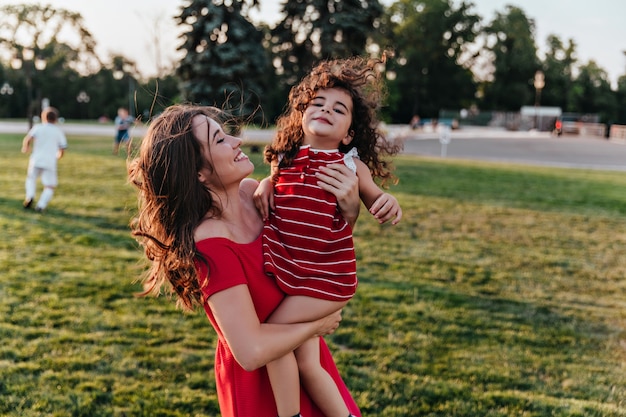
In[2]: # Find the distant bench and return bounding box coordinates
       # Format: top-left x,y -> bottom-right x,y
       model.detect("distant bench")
578,123 -> 606,137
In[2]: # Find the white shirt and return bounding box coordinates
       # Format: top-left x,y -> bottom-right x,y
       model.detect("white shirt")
28,123 -> 68,170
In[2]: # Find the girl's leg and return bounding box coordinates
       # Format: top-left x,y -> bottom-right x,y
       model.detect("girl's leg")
268,296 -> 350,417
295,338 -> 350,417
266,352 -> 300,417
269,295 -> 348,323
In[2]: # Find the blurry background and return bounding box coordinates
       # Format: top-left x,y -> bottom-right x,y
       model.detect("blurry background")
0,0 -> 625,131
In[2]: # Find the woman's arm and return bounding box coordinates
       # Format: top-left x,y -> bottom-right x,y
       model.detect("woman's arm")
316,163 -> 361,227
208,284 -> 342,371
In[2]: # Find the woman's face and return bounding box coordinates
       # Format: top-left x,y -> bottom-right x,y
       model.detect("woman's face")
302,87 -> 353,149
192,115 -> 253,188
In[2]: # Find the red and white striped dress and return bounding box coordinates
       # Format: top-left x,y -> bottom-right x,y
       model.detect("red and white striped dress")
263,145 -> 359,301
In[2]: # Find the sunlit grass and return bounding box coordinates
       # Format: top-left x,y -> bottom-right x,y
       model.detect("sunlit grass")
1,133 -> 626,416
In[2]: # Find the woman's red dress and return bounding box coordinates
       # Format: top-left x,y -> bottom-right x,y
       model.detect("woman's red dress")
196,235 -> 361,417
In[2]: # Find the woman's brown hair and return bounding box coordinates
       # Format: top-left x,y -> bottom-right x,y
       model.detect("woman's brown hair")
128,105 -> 230,310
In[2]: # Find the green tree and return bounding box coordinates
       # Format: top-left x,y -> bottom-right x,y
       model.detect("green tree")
570,60 -> 617,122
540,34 -> 577,111
176,0 -> 269,120
136,74 -> 182,120
482,5 -> 538,111
0,3 -> 101,121
0,65 -> 19,118
384,0 -> 480,122
0,4 -> 100,73
616,73 -> 626,124
270,0 -> 384,97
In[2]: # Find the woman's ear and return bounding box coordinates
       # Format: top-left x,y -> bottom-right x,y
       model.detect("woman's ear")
197,170 -> 207,184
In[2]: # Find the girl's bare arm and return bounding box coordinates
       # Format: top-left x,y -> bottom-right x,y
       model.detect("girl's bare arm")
355,159 -> 402,225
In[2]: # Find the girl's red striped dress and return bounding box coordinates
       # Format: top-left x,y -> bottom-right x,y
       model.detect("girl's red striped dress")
263,145 -> 359,302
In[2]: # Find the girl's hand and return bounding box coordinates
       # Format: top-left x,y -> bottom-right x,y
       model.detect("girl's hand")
252,177 -> 275,221
370,192 -> 402,225
316,163 -> 360,227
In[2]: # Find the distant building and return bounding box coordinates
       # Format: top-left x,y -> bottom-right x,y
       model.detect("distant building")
520,106 -> 562,131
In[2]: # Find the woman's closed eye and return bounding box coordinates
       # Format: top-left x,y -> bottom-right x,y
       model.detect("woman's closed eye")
214,130 -> 226,144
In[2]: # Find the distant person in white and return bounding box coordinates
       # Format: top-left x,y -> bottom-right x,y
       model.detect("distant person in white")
22,107 -> 67,212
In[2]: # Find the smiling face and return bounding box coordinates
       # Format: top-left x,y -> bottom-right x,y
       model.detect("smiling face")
302,87 -> 354,150
192,115 -> 253,188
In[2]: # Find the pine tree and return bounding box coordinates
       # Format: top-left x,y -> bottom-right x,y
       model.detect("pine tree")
176,0 -> 268,119
271,0 -> 384,87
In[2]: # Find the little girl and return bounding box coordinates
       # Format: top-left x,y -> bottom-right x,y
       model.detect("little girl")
253,56 -> 402,417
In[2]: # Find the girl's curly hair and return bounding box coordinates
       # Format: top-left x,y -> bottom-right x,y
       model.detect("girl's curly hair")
264,56 -> 401,186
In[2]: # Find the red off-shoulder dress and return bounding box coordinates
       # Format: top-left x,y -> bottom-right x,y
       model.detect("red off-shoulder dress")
196,235 -> 361,417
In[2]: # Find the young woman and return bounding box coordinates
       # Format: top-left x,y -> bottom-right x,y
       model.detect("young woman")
128,104 -> 362,417
253,57 -> 402,417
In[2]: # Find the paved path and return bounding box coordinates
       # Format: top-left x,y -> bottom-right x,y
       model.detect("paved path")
2,121 -> 624,171
0,120 -> 150,137
245,126 -> 626,171
397,127 -> 626,171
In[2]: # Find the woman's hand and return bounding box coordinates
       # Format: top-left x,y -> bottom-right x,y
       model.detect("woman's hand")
314,309 -> 343,337
316,163 -> 360,227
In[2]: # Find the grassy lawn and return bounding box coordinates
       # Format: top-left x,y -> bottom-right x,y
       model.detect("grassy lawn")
1,132 -> 626,416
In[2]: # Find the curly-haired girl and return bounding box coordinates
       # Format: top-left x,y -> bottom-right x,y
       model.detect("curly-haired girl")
253,56 -> 402,417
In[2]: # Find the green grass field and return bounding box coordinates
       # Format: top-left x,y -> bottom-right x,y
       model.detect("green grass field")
1,132 -> 626,416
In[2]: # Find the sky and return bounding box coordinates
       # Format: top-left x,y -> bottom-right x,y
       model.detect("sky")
3,0 -> 625,86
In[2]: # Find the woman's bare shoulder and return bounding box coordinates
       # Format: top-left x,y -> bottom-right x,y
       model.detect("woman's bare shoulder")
194,217 -> 228,242
240,177 -> 260,197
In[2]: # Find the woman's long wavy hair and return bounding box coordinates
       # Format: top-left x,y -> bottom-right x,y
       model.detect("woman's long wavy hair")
265,56 -> 401,186
128,105 -> 230,311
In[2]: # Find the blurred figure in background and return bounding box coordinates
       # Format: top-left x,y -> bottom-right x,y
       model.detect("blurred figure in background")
410,114 -> 421,129
22,107 -> 67,213
113,107 -> 134,155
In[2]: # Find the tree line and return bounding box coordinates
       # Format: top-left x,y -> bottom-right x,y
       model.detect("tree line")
1,0 -> 624,126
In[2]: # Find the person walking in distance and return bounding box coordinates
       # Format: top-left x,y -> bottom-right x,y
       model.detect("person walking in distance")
22,107 -> 67,213
113,107 -> 134,155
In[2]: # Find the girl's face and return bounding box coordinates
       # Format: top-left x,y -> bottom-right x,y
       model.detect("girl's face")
302,87 -> 354,149
192,115 -> 253,188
